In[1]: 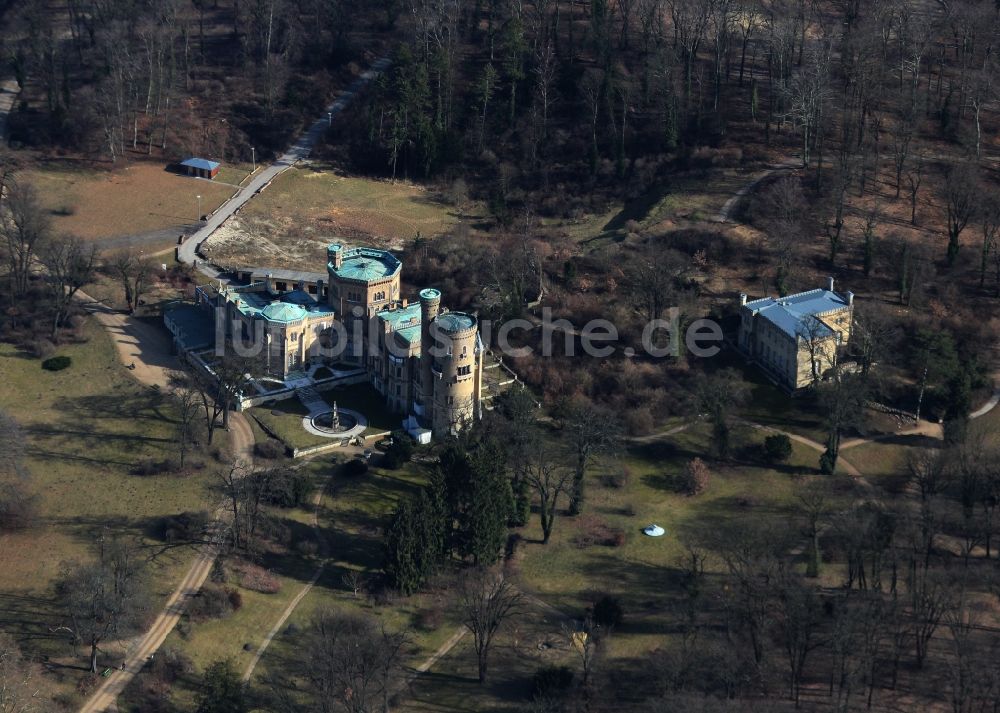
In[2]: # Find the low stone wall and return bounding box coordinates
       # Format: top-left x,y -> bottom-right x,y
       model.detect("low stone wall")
291,430 -> 390,459
865,400 -> 916,421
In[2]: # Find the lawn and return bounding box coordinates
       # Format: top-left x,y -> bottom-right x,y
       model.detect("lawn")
511,423 -> 856,661
249,398 -> 323,452
131,455 -> 462,712
544,167 -> 755,248
200,164 -> 464,270
246,457 -> 464,707
22,160 -> 236,241
250,383 -> 402,452
0,319 -> 220,704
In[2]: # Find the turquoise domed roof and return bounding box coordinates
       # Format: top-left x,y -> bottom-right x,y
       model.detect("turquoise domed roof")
261,302 -> 307,323
328,246 -> 401,283
435,312 -> 476,333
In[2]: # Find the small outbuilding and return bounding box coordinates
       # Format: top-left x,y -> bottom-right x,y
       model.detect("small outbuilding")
179,157 -> 220,179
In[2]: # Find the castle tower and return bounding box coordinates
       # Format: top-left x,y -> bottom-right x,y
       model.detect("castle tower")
419,288 -> 441,425
326,244 -> 343,309
430,311 -> 480,438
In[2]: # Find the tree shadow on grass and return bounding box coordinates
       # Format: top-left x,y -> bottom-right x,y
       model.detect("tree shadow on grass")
315,518 -> 383,572
862,433 -> 941,450
0,591 -> 67,648
24,445 -> 135,468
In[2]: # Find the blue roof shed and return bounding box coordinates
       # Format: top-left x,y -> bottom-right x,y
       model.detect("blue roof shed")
179,157 -> 220,179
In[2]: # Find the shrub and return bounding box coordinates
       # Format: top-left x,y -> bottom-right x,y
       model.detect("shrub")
261,468 -> 312,507
254,440 -> 284,460
601,466 -> 631,489
763,434 -> 793,463
235,563 -> 281,594
532,665 -> 574,700
678,457 -> 711,496
592,595 -> 624,628
210,558 -> 228,583
187,585 -> 236,621
624,406 -> 655,436
150,647 -> 194,683
28,339 -> 55,359
415,606 -> 444,631
227,589 -> 243,611
41,355 -> 71,371
295,539 -> 318,557
573,516 -> 627,549
157,511 -> 210,542
132,458 -> 180,476
382,431 -> 414,470
343,458 -> 369,476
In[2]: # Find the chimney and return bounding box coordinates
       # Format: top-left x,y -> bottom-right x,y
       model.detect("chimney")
739,293 -> 747,306
316,278 -> 324,298
827,276 -> 835,292
847,291 -> 854,306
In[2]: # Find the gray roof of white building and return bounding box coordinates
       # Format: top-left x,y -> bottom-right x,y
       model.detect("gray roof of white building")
745,289 -> 849,341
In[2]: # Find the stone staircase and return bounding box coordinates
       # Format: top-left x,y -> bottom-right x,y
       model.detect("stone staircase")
296,386 -> 328,416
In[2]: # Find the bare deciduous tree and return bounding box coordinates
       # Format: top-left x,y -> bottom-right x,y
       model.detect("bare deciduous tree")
288,609 -> 408,713
39,235 -> 97,338
523,441 -> 573,544
0,632 -> 40,713
1,183 -> 50,300
55,536 -> 150,673
109,248 -> 153,314
458,567 -> 523,684
562,401 -> 621,515
168,374 -> 203,470
943,161 -> 978,266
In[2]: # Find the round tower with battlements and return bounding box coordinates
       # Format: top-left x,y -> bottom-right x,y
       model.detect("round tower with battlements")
419,288 -> 441,425
430,311 -> 480,438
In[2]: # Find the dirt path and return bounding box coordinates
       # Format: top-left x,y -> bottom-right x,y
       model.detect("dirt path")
78,291 -> 181,385
77,294 -> 255,713
713,156 -> 801,223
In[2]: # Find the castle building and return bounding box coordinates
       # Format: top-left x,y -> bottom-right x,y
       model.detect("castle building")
737,278 -> 854,391
183,243 -> 484,439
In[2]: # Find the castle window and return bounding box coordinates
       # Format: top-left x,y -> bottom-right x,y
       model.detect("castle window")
458,365 -> 471,376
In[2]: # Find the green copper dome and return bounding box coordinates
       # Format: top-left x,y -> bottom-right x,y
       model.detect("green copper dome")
435,312 -> 476,333
261,302 -> 307,323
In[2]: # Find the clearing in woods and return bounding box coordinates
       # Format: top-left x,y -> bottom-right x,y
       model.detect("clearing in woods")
23,161 -> 240,241
200,164 -> 462,270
